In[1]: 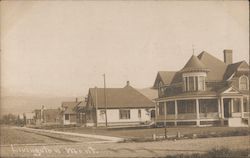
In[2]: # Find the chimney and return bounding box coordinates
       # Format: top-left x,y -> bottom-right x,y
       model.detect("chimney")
223,49 -> 233,65
126,81 -> 130,86
75,98 -> 78,102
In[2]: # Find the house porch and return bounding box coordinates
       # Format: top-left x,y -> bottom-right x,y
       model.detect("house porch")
156,96 -> 249,127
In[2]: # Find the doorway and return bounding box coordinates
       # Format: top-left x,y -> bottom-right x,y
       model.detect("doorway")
223,98 -> 231,118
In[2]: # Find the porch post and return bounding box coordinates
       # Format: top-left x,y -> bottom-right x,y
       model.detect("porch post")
220,97 -> 224,126
196,99 -> 200,126
155,102 -> 159,125
217,98 -> 221,118
164,101 -> 167,138
230,98 -> 234,116
174,100 -> 178,126
164,101 -> 167,127
220,97 -> 224,119
240,97 -> 244,118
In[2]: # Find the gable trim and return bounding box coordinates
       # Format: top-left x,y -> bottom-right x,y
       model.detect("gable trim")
220,87 -> 241,95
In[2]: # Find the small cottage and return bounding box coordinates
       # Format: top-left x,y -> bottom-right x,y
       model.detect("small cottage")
85,81 -> 155,127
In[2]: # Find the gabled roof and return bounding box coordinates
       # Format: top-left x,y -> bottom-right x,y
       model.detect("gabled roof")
197,51 -> 227,81
89,85 -> 155,108
181,55 -> 208,73
44,109 -> 61,116
153,71 -> 177,88
62,101 -> 81,114
223,61 -> 249,80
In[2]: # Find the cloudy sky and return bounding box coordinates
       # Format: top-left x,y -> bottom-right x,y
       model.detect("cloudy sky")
1,0 -> 249,99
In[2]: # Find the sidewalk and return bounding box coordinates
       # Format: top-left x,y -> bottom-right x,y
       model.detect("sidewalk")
14,127 -> 124,143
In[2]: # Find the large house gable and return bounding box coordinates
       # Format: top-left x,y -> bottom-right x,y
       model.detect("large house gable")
153,71 -> 177,88
197,51 -> 227,81
224,61 -> 249,80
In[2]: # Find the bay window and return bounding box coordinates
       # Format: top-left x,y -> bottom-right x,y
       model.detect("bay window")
184,75 -> 205,92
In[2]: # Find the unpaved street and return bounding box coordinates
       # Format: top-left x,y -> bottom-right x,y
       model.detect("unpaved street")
0,126 -> 249,157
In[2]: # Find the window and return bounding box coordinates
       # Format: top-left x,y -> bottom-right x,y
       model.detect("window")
119,109 -> 130,119
138,109 -> 141,118
159,102 -> 165,115
189,77 -> 195,91
184,77 -> 188,91
158,82 -> 165,96
239,76 -> 248,90
177,100 -> 196,114
198,76 -> 205,91
243,98 -> 249,112
99,110 -> 105,120
167,101 -> 175,114
65,114 -> 69,120
233,98 -> 241,113
199,99 -> 218,113
184,76 -> 205,92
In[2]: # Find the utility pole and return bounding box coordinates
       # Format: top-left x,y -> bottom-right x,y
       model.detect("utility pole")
103,74 -> 108,127
164,102 -> 167,139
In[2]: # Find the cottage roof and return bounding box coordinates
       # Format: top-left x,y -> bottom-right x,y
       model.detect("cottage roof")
62,101 -> 80,114
89,85 -> 155,108
181,55 -> 209,73
138,88 -> 158,100
44,109 -> 61,116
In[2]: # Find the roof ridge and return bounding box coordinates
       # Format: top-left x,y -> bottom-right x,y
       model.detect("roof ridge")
198,51 -> 226,65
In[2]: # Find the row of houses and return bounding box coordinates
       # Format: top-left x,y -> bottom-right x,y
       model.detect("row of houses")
26,81 -> 155,127
25,49 -> 249,127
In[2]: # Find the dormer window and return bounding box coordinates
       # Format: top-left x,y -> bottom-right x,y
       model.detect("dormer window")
181,55 -> 209,92
239,75 -> 249,90
183,74 -> 206,92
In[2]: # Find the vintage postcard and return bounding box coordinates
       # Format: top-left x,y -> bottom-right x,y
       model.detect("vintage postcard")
0,0 -> 249,157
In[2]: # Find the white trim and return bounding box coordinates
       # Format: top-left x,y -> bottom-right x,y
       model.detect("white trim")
182,72 -> 207,77
159,96 -> 218,102
221,87 -> 241,94
226,72 -> 235,81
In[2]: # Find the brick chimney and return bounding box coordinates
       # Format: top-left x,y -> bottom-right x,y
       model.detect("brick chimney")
126,81 -> 130,86
223,49 -> 233,65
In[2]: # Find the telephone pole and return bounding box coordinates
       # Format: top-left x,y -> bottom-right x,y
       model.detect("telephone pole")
103,74 -> 108,127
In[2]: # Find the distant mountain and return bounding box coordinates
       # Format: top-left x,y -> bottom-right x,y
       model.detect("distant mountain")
1,88 -> 158,116
0,95 -> 75,115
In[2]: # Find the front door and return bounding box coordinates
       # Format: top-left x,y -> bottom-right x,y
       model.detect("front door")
223,98 -> 231,118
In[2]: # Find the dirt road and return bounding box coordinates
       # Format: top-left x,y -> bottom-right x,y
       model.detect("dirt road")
0,126 -> 249,157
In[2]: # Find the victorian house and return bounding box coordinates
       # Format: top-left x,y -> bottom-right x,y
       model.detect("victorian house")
153,50 -> 249,127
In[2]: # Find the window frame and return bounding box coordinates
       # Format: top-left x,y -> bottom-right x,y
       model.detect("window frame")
239,75 -> 249,90
119,109 -> 131,120
138,109 -> 141,118
65,114 -> 70,120
183,75 -> 206,92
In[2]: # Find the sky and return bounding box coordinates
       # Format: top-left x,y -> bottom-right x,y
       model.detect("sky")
1,0 -> 249,99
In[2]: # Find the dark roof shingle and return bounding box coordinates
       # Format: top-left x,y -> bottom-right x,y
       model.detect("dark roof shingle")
89,85 -> 155,108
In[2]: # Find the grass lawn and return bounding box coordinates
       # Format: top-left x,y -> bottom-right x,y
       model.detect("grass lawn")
0,126 -> 101,145
52,126 -> 249,140
0,126 -> 66,145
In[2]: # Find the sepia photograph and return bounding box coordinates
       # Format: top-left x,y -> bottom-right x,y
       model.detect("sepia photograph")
0,0 -> 249,157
